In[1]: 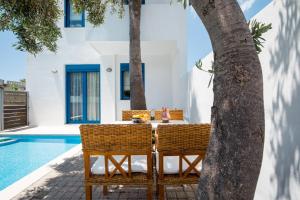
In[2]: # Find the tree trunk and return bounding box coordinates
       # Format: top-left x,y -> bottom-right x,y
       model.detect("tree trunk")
190,0 -> 265,199
128,0 -> 147,110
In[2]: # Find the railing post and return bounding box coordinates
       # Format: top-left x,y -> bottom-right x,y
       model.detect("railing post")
0,79 -> 4,131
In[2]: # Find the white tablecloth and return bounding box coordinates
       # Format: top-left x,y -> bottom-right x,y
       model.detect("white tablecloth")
111,120 -> 188,130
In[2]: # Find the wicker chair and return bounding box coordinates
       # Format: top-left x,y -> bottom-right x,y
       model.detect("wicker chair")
80,124 -> 153,200
122,110 -> 151,121
154,109 -> 184,120
156,124 -> 211,200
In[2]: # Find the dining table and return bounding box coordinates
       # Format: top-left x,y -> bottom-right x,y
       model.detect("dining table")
112,120 -> 188,130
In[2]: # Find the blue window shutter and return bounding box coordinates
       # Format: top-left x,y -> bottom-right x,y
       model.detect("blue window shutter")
120,63 -> 130,100
65,0 -> 69,27
142,63 -> 145,83
120,63 -> 145,100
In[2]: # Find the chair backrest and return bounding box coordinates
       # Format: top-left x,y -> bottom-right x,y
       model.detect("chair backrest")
156,124 -> 211,177
122,110 -> 151,121
154,109 -> 184,120
80,124 -> 152,179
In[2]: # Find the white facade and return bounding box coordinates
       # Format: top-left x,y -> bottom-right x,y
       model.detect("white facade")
27,0 -> 300,198
27,0 -> 188,126
187,0 -> 300,199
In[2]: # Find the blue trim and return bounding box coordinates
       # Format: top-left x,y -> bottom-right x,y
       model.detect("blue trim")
66,71 -> 71,123
65,64 -> 100,124
82,72 -> 87,122
66,64 -> 99,72
65,0 -> 85,28
120,64 -> 129,100
120,63 -> 145,100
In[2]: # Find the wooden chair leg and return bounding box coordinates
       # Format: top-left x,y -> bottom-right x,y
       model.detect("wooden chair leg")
103,185 -> 108,196
85,185 -> 92,200
147,185 -> 152,200
159,185 -> 164,200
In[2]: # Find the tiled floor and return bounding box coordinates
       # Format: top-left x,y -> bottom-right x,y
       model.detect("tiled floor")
13,153 -> 198,200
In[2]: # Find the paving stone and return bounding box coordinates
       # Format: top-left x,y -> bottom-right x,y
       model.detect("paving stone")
12,153 -> 196,200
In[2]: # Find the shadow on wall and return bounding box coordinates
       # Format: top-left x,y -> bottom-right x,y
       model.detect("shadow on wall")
269,0 -> 300,199
187,70 -> 202,123
186,67 -> 214,124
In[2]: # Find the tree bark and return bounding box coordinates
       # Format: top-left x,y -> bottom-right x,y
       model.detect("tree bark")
190,0 -> 265,199
128,0 -> 147,110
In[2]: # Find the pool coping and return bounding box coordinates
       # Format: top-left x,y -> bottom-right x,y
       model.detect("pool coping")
0,125 -> 80,135
0,139 -> 82,200
0,139 -> 18,146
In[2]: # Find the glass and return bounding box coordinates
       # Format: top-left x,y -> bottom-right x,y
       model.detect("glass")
69,73 -> 83,121
87,72 -> 100,121
69,0 -> 83,27
123,70 -> 130,98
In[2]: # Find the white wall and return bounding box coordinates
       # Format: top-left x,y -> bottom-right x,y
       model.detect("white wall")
187,52 -> 213,123
187,0 -> 300,199
254,0 -> 300,199
27,40 -> 103,126
85,2 -> 189,112
27,0 -> 188,125
85,3 -> 186,42
115,54 -> 174,120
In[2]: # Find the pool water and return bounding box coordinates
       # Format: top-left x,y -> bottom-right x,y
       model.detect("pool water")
0,135 -> 81,191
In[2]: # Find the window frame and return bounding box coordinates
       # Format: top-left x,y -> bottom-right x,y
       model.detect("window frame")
124,0 -> 145,5
120,63 -> 145,100
65,0 -> 85,28
66,64 -> 100,124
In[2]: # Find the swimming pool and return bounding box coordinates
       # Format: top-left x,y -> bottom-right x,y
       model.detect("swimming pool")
0,135 -> 81,191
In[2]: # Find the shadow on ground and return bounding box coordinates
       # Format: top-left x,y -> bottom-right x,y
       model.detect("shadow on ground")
13,154 -> 197,200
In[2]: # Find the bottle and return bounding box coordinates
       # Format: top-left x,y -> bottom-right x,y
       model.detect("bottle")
161,107 -> 170,123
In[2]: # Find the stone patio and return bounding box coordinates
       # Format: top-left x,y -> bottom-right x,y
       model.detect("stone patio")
13,153 -> 198,200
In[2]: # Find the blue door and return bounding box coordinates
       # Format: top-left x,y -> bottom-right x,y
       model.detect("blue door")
66,65 -> 100,124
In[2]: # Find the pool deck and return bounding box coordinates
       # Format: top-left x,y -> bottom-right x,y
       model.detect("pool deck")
12,152 -> 198,200
1,126 -> 198,200
0,125 -> 80,136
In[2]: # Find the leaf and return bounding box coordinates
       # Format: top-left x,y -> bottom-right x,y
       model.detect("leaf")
176,0 -> 189,9
249,19 -> 272,54
195,59 -> 203,70
208,74 -> 213,88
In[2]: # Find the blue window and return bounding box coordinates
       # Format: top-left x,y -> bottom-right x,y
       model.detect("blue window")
65,0 -> 85,27
124,0 -> 145,5
66,65 -> 100,124
120,63 -> 145,100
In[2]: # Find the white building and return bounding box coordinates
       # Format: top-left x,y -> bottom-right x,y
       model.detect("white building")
27,0 -> 300,199
27,0 -> 188,126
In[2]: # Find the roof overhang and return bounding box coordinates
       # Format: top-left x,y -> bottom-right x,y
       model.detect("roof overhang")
89,40 -> 177,56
